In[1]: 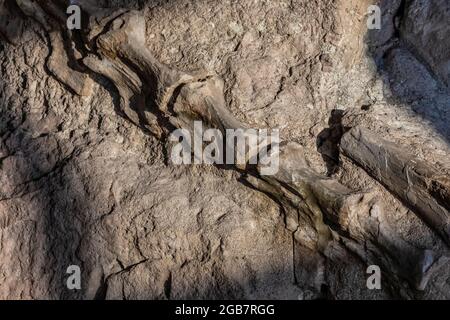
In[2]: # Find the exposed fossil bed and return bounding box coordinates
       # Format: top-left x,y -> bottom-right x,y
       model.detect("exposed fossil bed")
0,0 -> 449,300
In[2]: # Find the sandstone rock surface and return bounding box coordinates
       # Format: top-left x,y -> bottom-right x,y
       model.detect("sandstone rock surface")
0,0 -> 449,300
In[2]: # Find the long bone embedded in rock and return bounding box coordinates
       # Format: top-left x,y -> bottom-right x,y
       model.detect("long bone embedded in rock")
246,142 -> 448,291
9,0 -> 448,292
341,126 -> 450,247
83,10 -> 268,166
86,11 -> 244,130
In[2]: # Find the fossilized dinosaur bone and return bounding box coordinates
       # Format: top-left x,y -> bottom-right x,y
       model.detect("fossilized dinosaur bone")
7,0 -> 449,293
341,126 -> 450,247
246,142 -> 448,291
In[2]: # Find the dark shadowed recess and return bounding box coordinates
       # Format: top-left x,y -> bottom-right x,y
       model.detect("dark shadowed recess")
366,0 -> 450,143
317,0 -> 450,178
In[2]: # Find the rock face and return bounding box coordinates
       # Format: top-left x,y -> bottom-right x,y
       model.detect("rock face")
0,0 -> 449,300
400,0 -> 450,86
341,126 -> 450,247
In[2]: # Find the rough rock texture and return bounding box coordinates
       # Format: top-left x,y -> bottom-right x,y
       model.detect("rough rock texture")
341,126 -> 450,247
400,0 -> 450,86
0,0 -> 449,300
